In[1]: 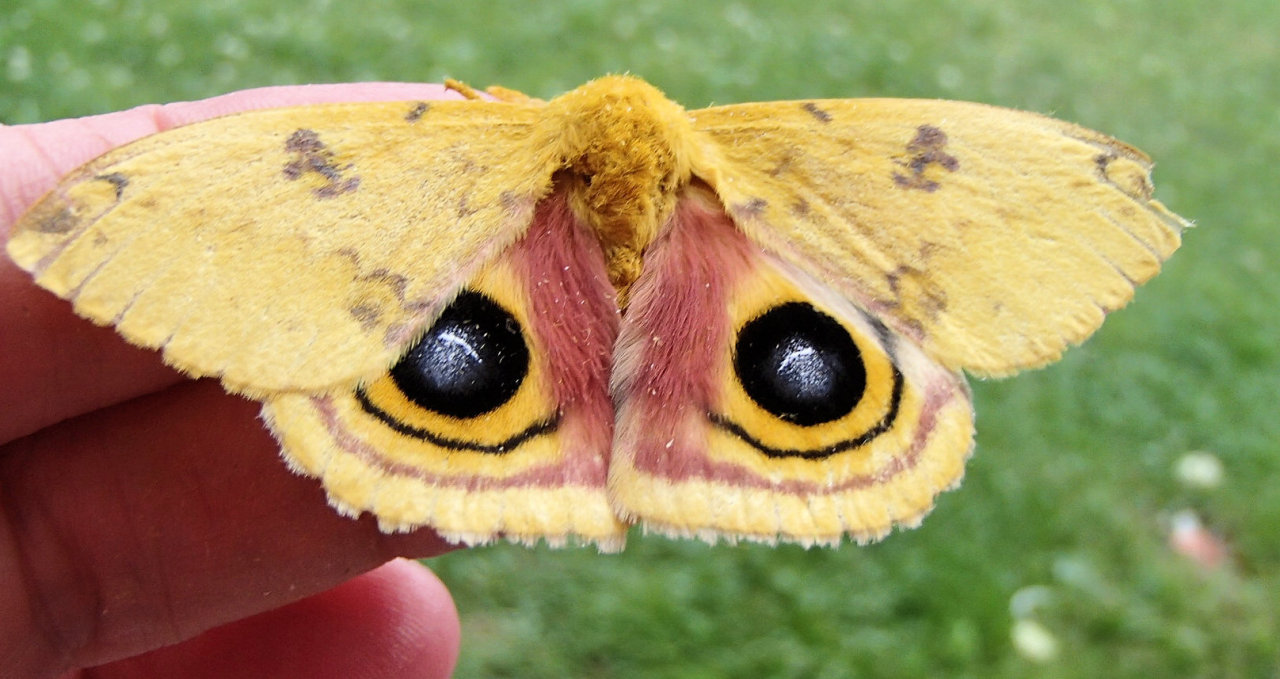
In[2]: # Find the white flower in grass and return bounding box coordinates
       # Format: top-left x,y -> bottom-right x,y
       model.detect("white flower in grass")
1175,451 -> 1223,489
1011,618 -> 1059,663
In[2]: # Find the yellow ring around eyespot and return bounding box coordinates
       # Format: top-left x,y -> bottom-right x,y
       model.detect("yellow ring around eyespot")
715,314 -> 900,453
353,257 -> 557,450
356,367 -> 554,449
703,372 -> 929,482
713,259 -> 903,456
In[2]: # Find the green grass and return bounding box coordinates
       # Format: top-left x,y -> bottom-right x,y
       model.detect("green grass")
4,0 -> 1277,676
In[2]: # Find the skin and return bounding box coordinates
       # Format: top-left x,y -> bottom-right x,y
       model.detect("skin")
0,84 -> 475,679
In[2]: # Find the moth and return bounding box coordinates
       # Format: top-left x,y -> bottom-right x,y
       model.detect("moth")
7,76 -> 1188,551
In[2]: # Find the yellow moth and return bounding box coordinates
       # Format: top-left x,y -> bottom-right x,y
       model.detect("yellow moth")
7,76 -> 1188,551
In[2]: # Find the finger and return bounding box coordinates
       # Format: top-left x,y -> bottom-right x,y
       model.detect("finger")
0,255 -> 181,444
0,380 -> 454,677
1,83 -> 467,443
85,559 -> 460,679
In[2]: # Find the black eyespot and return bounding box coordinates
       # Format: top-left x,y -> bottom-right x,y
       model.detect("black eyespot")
734,302 -> 865,426
390,291 -> 529,419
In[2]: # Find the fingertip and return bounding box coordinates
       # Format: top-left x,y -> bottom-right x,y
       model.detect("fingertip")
361,558 -> 462,678
88,559 -> 460,679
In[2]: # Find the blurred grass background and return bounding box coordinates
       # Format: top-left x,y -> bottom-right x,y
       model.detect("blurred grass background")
3,0 -> 1276,676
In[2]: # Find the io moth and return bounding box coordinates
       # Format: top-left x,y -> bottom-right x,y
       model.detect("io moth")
6,76 -> 1188,552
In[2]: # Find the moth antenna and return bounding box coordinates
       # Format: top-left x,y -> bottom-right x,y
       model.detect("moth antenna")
443,78 -> 485,100
444,78 -> 537,103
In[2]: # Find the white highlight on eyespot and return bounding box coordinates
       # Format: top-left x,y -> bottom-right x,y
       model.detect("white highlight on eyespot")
440,330 -> 482,362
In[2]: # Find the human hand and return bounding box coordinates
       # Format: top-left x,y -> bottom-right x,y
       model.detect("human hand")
0,83 -> 472,679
